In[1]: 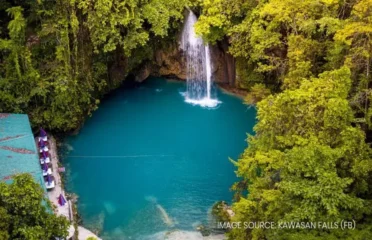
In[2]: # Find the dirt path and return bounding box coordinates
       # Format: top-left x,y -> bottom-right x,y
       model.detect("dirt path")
36,135 -> 101,240
47,136 -> 71,219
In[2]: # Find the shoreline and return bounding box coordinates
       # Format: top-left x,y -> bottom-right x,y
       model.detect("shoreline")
40,135 -> 101,240
162,77 -> 248,99
217,83 -> 247,99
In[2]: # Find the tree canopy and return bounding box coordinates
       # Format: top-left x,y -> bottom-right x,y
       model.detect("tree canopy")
0,0 -> 189,131
0,174 -> 69,240
196,0 -> 372,239
0,0 -> 372,239
230,67 -> 372,239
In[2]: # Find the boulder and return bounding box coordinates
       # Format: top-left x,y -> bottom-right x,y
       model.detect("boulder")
135,63 -> 152,82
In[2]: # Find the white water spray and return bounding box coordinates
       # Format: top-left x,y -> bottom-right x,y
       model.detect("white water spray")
205,45 -> 212,99
181,11 -> 220,108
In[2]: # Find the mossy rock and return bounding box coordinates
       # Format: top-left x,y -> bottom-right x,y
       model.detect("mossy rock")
196,224 -> 211,236
211,201 -> 231,223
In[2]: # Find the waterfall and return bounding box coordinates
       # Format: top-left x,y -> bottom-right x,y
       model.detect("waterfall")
205,45 -> 211,99
181,11 -> 220,108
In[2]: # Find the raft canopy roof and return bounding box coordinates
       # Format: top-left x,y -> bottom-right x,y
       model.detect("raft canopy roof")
0,113 -> 46,191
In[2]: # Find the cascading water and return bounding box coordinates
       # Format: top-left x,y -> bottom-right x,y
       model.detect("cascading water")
181,11 -> 220,107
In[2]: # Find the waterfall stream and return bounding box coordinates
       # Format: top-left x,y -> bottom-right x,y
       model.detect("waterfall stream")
181,11 -> 220,107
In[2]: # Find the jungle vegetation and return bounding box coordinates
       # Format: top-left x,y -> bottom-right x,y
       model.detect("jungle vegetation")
196,0 -> 372,239
0,0 -> 189,131
0,174 -> 69,239
0,0 -> 372,239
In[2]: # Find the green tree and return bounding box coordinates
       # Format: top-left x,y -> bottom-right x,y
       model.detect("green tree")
0,0 -> 190,131
196,0 -> 343,89
0,6 -> 41,113
244,83 -> 271,105
77,0 -> 188,55
0,174 -> 69,240
33,0 -> 105,130
334,0 -> 372,129
230,67 -> 372,239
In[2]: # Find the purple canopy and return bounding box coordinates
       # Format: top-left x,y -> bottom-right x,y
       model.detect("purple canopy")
47,174 -> 52,185
42,151 -> 48,159
43,163 -> 48,172
39,140 -> 45,148
58,194 -> 66,206
40,128 -> 47,137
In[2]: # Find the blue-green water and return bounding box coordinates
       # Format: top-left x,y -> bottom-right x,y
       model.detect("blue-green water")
64,77 -> 256,239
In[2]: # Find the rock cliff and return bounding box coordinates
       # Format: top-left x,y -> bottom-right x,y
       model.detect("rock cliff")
131,38 -> 236,85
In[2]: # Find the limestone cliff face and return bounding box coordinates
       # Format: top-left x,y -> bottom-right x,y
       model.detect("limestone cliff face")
210,39 -> 235,85
132,38 -> 236,85
154,44 -> 187,80
108,48 -> 128,89
110,37 -> 237,86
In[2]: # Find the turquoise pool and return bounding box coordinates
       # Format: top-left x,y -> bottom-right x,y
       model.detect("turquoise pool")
64,77 -> 256,239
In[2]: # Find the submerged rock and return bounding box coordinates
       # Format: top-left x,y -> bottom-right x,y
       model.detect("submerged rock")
144,230 -> 226,240
196,224 -> 212,236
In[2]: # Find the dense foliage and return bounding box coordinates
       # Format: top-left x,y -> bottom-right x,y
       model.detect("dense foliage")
0,174 -> 69,239
1,0 -> 372,239
196,0 -> 372,239
0,0 -> 189,131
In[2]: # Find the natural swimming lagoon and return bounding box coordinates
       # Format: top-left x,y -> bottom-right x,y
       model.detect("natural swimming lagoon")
64,77 -> 256,239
